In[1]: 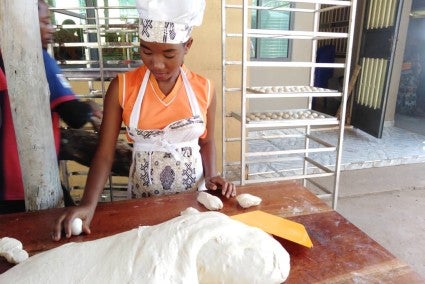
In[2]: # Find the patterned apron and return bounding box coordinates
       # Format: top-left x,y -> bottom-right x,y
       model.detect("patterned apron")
126,68 -> 206,198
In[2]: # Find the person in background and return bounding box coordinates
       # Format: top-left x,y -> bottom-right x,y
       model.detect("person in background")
52,0 -> 236,240
0,0 -> 102,213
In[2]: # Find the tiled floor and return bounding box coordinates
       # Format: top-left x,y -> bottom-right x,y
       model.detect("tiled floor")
245,120 -> 425,179
318,123 -> 425,169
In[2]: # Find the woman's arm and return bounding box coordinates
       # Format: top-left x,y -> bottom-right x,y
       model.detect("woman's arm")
52,77 -> 123,240
199,85 -> 236,198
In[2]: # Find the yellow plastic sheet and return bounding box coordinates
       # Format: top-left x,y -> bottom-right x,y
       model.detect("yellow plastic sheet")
231,210 -> 313,248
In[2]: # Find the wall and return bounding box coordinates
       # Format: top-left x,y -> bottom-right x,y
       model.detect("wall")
187,0 -> 225,169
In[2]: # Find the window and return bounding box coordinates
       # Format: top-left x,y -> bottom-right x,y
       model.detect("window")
250,0 -> 292,60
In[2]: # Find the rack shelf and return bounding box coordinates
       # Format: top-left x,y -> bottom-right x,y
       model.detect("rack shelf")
230,109 -> 338,128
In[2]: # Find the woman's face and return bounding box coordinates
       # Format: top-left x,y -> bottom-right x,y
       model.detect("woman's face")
140,39 -> 192,83
38,2 -> 54,49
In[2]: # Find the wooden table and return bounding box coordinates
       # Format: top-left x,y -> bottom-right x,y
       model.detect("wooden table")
1,181 -> 423,283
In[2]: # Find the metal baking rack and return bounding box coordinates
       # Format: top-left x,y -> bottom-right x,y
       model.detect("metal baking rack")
221,0 -> 358,209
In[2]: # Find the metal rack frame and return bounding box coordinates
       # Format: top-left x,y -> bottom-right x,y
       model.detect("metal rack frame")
221,0 -> 357,209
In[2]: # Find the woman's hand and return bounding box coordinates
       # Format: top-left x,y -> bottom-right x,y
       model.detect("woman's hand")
205,176 -> 237,198
51,203 -> 95,241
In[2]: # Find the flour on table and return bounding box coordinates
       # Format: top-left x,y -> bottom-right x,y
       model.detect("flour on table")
0,210 -> 290,283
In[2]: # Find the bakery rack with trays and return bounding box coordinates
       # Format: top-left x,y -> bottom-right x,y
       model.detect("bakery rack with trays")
221,0 -> 358,209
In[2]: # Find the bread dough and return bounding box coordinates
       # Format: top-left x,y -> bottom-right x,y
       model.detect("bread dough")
197,191 -> 223,211
0,237 -> 29,264
236,193 -> 262,208
71,218 -> 83,236
180,207 -> 200,215
0,211 -> 290,283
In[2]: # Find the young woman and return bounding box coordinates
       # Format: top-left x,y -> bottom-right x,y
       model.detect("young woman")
52,0 -> 236,241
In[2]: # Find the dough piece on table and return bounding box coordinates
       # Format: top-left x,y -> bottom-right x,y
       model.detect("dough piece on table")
236,193 -> 262,208
197,192 -> 223,211
0,237 -> 29,264
71,218 -> 83,236
0,211 -> 290,284
180,207 -> 200,216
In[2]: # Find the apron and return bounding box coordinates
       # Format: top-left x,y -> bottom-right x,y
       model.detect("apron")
126,68 -> 206,198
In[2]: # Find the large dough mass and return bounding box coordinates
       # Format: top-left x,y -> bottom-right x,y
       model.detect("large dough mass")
0,210 -> 290,283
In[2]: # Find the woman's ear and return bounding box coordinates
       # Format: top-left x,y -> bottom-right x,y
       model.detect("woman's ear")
184,38 -> 194,54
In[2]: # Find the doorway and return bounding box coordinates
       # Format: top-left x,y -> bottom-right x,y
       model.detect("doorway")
394,0 -> 425,135
350,0 -> 403,138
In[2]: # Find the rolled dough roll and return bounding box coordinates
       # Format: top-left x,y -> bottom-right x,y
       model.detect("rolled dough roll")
197,192 -> 223,211
236,193 -> 262,208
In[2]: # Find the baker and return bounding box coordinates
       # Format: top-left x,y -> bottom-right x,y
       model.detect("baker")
52,0 -> 236,241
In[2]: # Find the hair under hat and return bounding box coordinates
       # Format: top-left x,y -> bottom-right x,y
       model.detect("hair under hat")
136,0 -> 206,44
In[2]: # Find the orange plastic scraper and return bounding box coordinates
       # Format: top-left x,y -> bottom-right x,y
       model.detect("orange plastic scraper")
231,210 -> 313,248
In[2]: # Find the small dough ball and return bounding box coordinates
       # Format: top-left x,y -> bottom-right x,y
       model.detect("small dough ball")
197,192 -> 223,211
0,237 -> 22,253
71,218 -> 83,236
5,247 -> 28,264
0,237 -> 28,264
236,193 -> 262,208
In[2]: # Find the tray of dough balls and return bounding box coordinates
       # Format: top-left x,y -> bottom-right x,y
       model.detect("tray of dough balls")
232,109 -> 337,125
247,86 -> 336,94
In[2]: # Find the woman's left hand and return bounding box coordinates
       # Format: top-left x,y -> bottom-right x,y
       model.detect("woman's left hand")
205,176 -> 236,198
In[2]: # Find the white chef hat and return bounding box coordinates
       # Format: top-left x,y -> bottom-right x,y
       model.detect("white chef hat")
136,0 -> 206,44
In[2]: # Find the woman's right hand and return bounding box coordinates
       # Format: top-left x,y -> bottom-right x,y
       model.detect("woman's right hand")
51,203 -> 95,241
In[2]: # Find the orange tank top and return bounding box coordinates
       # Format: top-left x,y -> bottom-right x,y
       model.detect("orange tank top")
118,65 -> 212,140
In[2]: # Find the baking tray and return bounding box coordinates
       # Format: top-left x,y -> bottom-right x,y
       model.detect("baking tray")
247,85 -> 336,94
230,109 -> 338,127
